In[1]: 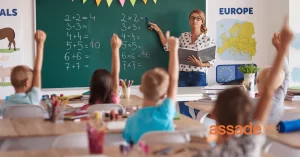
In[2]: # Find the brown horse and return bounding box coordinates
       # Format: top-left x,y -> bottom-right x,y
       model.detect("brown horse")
0,28 -> 16,50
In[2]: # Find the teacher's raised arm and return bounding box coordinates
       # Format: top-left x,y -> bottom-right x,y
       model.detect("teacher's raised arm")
149,9 -> 216,118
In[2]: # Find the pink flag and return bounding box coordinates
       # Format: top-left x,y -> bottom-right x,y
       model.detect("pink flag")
119,0 -> 125,7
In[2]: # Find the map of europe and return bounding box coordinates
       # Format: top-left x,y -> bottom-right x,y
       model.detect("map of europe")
216,19 -> 256,61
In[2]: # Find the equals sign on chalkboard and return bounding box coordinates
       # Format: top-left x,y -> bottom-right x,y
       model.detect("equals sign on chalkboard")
85,45 -> 89,48
137,63 -> 142,67
85,55 -> 89,58
82,17 -> 88,20
84,35 -> 88,39
84,65 -> 89,68
137,36 -> 140,40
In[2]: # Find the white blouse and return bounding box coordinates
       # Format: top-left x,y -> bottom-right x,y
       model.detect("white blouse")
164,32 -> 216,72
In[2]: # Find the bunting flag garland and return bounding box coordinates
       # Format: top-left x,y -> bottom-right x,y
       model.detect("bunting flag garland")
119,0 -> 125,7
96,0 -> 101,6
130,0 -> 136,6
80,0 -> 158,7
106,0 -> 113,7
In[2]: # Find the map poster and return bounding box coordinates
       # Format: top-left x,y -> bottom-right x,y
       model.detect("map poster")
0,1 -> 24,98
288,0 -> 300,87
206,0 -> 270,84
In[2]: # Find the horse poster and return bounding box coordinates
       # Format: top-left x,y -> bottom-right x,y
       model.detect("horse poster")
0,1 -> 24,98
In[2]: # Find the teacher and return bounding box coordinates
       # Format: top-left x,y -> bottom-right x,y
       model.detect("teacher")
149,10 -> 216,118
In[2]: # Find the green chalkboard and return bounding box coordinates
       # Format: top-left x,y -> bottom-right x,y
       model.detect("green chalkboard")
36,0 -> 205,88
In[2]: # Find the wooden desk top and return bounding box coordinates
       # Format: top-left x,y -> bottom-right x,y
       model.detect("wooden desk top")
0,114 -> 205,139
0,144 -> 272,157
186,101 -> 300,149
186,100 -> 300,114
186,101 -> 214,113
119,95 -> 143,108
266,126 -> 300,149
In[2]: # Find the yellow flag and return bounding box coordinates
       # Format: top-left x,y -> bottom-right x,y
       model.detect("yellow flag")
107,0 -> 113,7
153,0 -> 157,4
83,0 -> 87,4
130,0 -> 136,6
96,0 -> 101,6
143,0 -> 147,4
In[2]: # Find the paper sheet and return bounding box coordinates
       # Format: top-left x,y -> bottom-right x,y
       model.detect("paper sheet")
67,103 -> 85,108
143,0 -> 147,4
153,0 -> 157,4
119,0 -> 125,7
106,0 -> 112,7
106,121 -> 126,130
83,0 -> 87,4
130,0 -> 136,6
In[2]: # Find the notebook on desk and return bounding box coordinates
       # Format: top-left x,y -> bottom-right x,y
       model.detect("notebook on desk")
178,46 -> 216,66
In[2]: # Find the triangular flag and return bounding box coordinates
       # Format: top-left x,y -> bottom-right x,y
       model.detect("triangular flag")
106,0 -> 113,7
83,0 -> 87,4
143,0 -> 147,4
130,0 -> 136,6
96,0 -> 101,6
153,0 -> 157,4
119,0 -> 125,7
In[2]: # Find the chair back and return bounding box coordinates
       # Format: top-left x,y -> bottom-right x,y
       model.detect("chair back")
51,133 -> 88,149
4,105 -> 46,118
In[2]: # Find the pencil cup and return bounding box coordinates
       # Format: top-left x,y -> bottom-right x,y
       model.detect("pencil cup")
122,87 -> 131,99
87,123 -> 105,154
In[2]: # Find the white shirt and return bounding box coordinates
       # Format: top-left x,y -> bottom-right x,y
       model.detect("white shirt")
164,32 -> 216,72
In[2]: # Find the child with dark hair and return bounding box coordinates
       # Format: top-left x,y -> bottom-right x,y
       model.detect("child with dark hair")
81,34 -> 121,110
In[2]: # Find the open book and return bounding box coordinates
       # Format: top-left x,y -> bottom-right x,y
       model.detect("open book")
178,46 -> 216,66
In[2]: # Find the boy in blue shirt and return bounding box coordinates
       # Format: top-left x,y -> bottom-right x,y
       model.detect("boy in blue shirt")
1,30 -> 46,115
122,31 -> 179,143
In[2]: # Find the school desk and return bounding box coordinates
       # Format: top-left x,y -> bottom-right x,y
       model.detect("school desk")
186,100 -> 300,150
185,100 -> 300,116
266,126 -> 300,149
0,114 -> 205,139
0,144 -> 273,157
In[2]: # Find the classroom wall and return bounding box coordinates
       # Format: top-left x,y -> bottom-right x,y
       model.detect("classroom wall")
0,0 -> 293,98
288,0 -> 300,87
